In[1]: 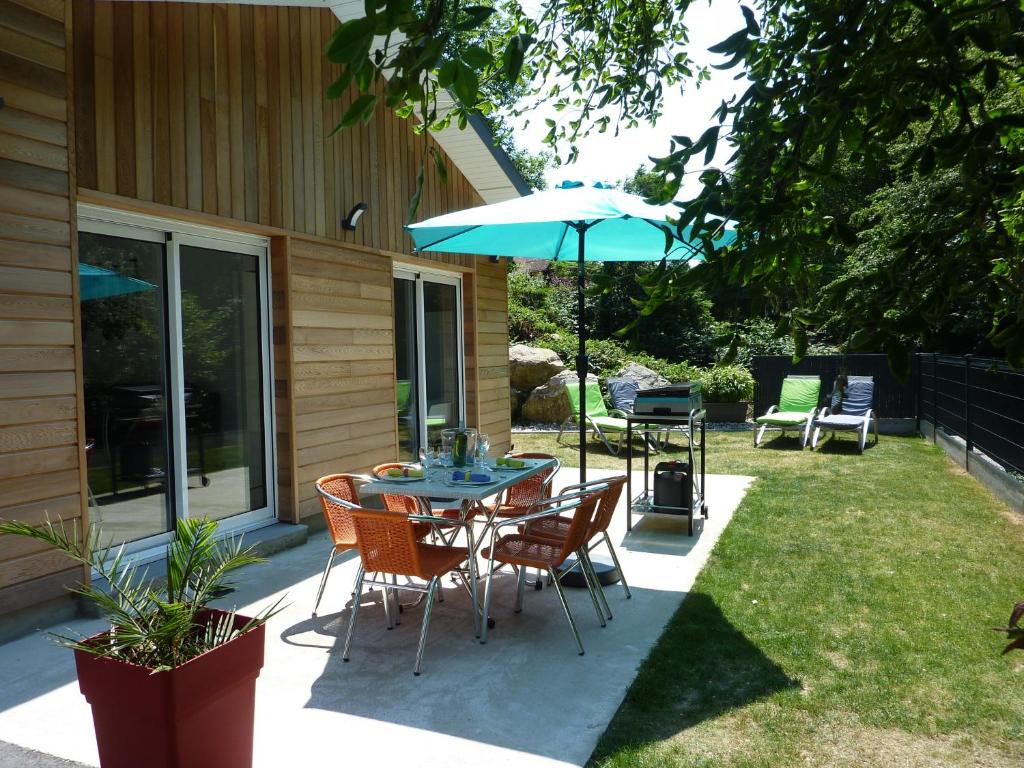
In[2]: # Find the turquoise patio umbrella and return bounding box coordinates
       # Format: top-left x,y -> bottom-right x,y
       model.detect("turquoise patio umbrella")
79,263 -> 156,301
407,180 -> 736,479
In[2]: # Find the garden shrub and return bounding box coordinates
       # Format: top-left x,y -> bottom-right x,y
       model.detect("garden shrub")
697,364 -> 755,402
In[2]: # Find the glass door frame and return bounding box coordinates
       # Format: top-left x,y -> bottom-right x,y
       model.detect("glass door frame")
393,264 -> 466,454
78,204 -> 277,562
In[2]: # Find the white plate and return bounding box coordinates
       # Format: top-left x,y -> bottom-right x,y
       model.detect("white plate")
488,463 -> 521,472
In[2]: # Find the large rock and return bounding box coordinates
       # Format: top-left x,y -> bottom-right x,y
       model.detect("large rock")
509,344 -> 566,391
521,370 -> 599,424
615,361 -> 671,390
510,387 -> 528,423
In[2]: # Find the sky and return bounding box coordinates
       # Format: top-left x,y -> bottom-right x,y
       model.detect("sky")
510,0 -> 750,197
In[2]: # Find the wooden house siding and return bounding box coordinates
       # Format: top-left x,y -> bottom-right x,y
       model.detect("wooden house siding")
0,0 -> 512,618
0,0 -> 87,613
474,256 -> 511,450
71,2 -> 478,265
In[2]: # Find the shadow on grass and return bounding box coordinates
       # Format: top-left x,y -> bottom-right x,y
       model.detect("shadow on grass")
589,591 -> 799,765
814,435 -> 877,454
757,434 -> 808,450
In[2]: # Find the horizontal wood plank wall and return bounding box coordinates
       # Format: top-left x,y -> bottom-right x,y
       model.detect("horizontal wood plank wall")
474,256 -> 511,453
288,236 -> 397,521
0,0 -> 86,614
73,2 -> 475,267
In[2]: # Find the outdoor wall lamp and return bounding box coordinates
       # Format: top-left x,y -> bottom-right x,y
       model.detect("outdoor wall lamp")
342,202 -> 368,231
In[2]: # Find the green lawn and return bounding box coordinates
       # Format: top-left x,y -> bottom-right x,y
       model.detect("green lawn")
512,431 -> 1024,767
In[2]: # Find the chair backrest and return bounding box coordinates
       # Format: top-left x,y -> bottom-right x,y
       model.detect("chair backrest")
350,507 -> 421,577
606,378 -> 639,412
564,379 -> 609,418
588,475 -> 627,537
372,463 -> 422,514
779,376 -> 821,412
555,494 -> 601,563
315,474 -> 361,548
506,453 -> 560,508
833,376 -> 874,416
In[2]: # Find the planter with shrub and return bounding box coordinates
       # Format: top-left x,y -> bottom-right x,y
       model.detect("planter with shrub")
0,517 -> 282,768
698,365 -> 755,422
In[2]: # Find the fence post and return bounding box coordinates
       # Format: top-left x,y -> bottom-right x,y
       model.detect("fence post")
933,353 -> 938,444
915,352 -> 921,432
964,354 -> 971,471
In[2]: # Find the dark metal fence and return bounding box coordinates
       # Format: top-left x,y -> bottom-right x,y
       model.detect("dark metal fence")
752,353 -> 1024,474
752,354 -> 918,419
918,354 -> 1024,475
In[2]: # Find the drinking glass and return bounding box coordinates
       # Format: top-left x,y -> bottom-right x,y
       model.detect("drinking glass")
418,446 -> 434,470
476,432 -> 490,468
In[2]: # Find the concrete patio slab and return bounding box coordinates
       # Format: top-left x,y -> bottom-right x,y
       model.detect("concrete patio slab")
0,469 -> 753,768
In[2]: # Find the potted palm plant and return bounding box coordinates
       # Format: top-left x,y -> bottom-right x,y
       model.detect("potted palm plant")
698,365 -> 755,423
0,516 -> 283,768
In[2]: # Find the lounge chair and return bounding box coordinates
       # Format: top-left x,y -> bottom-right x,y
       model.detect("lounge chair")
558,380 -> 664,455
754,375 -> 821,447
811,375 -> 878,452
606,377 -> 670,450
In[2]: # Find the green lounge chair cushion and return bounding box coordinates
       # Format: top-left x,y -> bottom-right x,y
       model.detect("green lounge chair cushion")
590,416 -> 664,432
565,380 -> 609,418
779,377 -> 820,412
756,411 -> 811,426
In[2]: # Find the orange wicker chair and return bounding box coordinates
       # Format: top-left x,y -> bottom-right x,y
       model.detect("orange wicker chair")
479,490 -> 603,655
372,462 -> 469,535
522,476 -> 630,619
343,506 -> 477,675
485,452 -> 561,520
313,474 -> 367,618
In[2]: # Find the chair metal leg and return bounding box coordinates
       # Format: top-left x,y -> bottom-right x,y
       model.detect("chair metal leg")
801,419 -> 813,448
413,577 -> 438,675
581,549 -> 611,622
514,565 -> 527,613
603,532 -> 631,599
755,424 -> 766,446
811,426 -> 821,449
549,568 -> 585,655
312,548 -> 338,617
342,567 -> 365,661
391,574 -> 402,623
480,558 -> 497,644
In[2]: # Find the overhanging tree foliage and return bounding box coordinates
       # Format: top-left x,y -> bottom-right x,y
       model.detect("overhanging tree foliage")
326,0 -> 1024,371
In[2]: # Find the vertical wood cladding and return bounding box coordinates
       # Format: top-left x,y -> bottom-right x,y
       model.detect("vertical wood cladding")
72,2 -> 476,267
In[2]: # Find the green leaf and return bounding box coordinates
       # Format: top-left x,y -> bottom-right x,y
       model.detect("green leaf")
708,28 -> 749,55
338,94 -> 379,131
325,17 -> 374,64
325,69 -> 354,100
502,36 -> 527,84
740,5 -> 759,35
463,44 -> 492,70
452,62 -> 479,106
437,60 -> 458,88
456,5 -> 497,31
430,145 -> 448,184
407,165 -> 425,223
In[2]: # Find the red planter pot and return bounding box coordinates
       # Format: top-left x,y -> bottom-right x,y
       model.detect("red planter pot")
75,610 -> 265,768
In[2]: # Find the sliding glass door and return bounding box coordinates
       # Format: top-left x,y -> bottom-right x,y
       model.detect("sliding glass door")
78,208 -> 274,555
393,269 -> 464,460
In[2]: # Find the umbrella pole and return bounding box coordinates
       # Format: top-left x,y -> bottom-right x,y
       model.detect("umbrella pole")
575,224 -> 588,482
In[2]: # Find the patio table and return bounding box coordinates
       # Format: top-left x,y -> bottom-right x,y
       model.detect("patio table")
360,457 -> 558,541
359,458 -> 557,631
